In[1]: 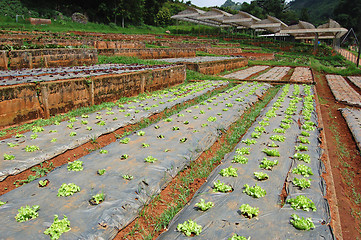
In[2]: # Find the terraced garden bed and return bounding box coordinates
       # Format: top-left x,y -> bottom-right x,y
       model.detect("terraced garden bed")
157,84 -> 332,239
0,82 -> 271,239
326,75 -> 361,107
222,65 -> 270,80
253,66 -> 291,83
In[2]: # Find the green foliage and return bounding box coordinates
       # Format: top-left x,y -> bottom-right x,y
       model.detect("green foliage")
91,192 -> 105,204
299,136 -> 310,144
270,135 -> 286,142
293,177 -> 311,189
232,154 -> 249,164
44,215 -> 71,240
122,174 -> 134,180
67,160 -> 83,172
99,149 -> 108,154
241,139 -> 257,145
219,166 -> 238,177
236,147 -> 250,155
213,180 -> 233,193
15,205 -> 40,222
25,145 -> 40,152
195,199 -> 214,211
207,116 -> 217,122
39,179 -> 48,187
239,204 -> 259,218
294,153 -> 311,163
292,164 -> 314,177
262,148 -> 280,157
120,138 -> 130,144
290,214 -> 315,230
3,153 -> 15,160
287,195 -> 317,211
228,234 -> 250,240
254,171 -> 269,180
273,128 -> 286,133
259,157 -> 278,170
243,184 -> 266,198
144,156 -> 157,163
137,131 -> 145,136
97,169 -> 106,175
177,219 -> 202,236
295,144 -> 308,151
14,163 -> 53,187
57,183 -> 80,197
0,200 -> 6,206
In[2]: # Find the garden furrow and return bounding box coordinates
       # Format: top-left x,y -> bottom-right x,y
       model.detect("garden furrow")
0,80 -> 227,181
340,107 -> 361,151
348,76 -> 361,90
157,84 -> 333,240
0,82 -> 271,240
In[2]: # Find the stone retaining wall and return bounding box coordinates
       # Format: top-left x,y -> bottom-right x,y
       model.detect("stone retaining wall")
0,65 -> 185,127
185,58 -> 248,75
98,48 -> 196,59
5,48 -> 98,69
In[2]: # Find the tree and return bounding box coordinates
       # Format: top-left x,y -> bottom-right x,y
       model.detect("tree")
299,8 -> 310,22
334,0 -> 361,36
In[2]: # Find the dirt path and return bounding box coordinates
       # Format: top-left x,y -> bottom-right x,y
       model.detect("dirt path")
314,70 -> 361,239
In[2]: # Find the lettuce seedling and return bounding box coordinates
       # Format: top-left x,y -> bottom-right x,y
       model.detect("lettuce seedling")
0,200 -> 6,206
254,172 -> 269,180
120,138 -> 130,144
213,180 -> 233,193
120,154 -> 129,160
4,153 -> 15,160
299,136 -> 310,144
7,142 -> 19,147
228,234 -> 250,240
293,177 -> 311,189
57,183 -> 80,197
236,147 -> 250,155
239,204 -> 259,218
38,179 -> 48,187
241,139 -> 257,145
144,156 -> 157,163
67,160 -> 83,171
301,131 -> 310,137
259,158 -> 278,170
44,215 -> 71,240
97,169 -> 106,175
15,205 -> 40,222
219,166 -> 238,177
232,155 -> 248,164
137,131 -> 145,136
295,144 -> 308,151
293,153 -> 311,163
270,135 -> 285,142
207,116 -> 217,122
195,198 -> 214,211
290,214 -> 315,230
91,192 -> 105,204
243,184 -> 266,198
25,145 -> 40,152
251,132 -> 261,138
99,149 -> 108,154
292,164 -> 313,177
287,195 -> 316,211
122,174 -> 134,180
32,126 -> 44,133
142,143 -> 150,148
177,219 -> 202,236
262,148 -> 280,157
273,128 -> 285,134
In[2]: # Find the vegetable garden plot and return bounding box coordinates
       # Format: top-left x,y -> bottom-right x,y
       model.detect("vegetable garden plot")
289,67 -> 313,84
340,108 -> 361,151
153,56 -> 241,63
326,75 -> 361,107
158,84 -> 334,240
0,64 -> 171,86
348,76 -> 361,90
0,81 -> 227,181
254,66 -> 291,82
222,65 -> 269,80
0,82 -> 271,239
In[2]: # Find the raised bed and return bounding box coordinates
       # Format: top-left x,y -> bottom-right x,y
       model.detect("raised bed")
326,75 -> 361,107
232,52 -> 275,61
0,64 -> 186,127
348,76 -> 361,90
0,82 -> 271,239
254,66 -> 291,83
155,56 -> 248,75
222,65 -> 270,80
98,48 -> 196,59
289,67 -> 313,84
158,84 -> 333,239
0,80 -> 222,180
340,108 -> 361,151
5,48 -> 98,69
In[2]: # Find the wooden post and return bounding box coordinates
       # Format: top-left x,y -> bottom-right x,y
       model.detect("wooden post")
357,41 -> 361,67
314,33 -> 319,53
